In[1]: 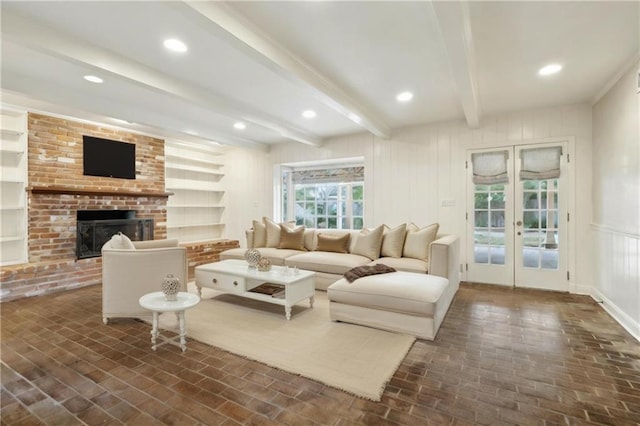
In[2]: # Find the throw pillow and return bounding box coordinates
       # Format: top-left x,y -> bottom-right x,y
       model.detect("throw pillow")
278,224 -> 306,250
351,225 -> 384,260
402,223 -> 439,262
110,232 -> 135,250
252,219 -> 267,248
315,233 -> 350,253
381,223 -> 407,258
264,217 -> 295,248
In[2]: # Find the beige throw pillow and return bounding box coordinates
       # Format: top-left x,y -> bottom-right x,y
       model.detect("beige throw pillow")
402,223 -> 439,262
316,233 -> 350,253
264,217 -> 295,248
351,225 -> 384,260
381,223 -> 407,258
252,219 -> 267,248
278,225 -> 306,250
110,232 -> 135,250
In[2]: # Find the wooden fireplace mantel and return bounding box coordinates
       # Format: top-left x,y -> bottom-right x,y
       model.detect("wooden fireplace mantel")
27,186 -> 174,197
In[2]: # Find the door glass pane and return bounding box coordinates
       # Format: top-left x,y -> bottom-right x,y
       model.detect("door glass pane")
521,179 -> 559,270
473,184 -> 505,265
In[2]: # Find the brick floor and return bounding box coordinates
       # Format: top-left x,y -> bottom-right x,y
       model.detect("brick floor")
1,282 -> 639,425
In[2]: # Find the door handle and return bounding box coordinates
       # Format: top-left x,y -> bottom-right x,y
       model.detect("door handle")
516,221 -> 522,226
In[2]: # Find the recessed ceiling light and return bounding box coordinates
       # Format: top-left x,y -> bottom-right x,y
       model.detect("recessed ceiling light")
538,64 -> 562,76
302,110 -> 317,119
84,75 -> 103,83
164,38 -> 188,53
233,122 -> 246,130
396,91 -> 413,102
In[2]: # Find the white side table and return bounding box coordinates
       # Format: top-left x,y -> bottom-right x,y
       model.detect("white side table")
138,291 -> 200,352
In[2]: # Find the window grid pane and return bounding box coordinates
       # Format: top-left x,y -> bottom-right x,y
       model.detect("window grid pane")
290,181 -> 364,230
473,184 -> 506,265
521,179 -> 559,270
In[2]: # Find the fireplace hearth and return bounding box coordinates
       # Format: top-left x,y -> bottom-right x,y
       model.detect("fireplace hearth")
76,210 -> 153,259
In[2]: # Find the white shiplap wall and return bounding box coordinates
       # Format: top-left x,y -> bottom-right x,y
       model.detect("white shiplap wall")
591,60 -> 640,340
225,103 -> 595,297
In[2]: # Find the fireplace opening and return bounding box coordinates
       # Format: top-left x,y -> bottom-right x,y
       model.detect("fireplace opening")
76,210 -> 154,259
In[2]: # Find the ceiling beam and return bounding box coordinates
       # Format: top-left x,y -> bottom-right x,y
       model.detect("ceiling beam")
2,9 -> 321,147
184,1 -> 391,138
431,1 -> 481,129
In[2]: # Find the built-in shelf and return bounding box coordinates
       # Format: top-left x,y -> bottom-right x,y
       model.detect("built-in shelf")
165,139 -> 226,243
165,155 -> 224,168
28,186 -> 174,197
0,236 -> 25,243
166,204 -> 224,208
0,148 -> 24,155
1,109 -> 28,266
167,223 -> 225,229
0,129 -> 24,136
165,185 -> 224,193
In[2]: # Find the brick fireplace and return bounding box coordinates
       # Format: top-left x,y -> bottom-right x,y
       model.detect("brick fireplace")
0,113 -> 238,302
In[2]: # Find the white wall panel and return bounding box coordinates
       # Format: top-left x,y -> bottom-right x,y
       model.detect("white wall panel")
591,60 -> 640,340
225,104 -> 593,290
592,225 -> 640,340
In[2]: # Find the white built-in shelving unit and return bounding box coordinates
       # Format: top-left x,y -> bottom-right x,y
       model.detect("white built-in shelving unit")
164,140 -> 226,242
0,108 -> 28,266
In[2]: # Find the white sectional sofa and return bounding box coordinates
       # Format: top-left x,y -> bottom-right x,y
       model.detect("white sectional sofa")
219,218 -> 460,340
219,219 -> 460,290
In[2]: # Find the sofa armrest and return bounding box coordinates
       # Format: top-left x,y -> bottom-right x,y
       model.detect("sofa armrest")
132,239 -> 179,249
429,235 -> 460,285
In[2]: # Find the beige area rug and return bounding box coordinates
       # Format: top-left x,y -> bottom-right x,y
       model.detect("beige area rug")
158,284 -> 416,401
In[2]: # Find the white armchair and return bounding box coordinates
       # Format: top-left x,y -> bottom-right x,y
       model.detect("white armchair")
101,238 -> 187,324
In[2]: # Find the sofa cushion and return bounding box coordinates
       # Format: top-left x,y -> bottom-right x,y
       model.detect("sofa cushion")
252,219 -> 267,248
264,218 -> 295,248
369,257 -> 428,274
380,223 -> 406,258
403,223 -> 439,262
327,271 -> 450,317
219,247 -> 303,265
351,225 -> 384,260
303,228 -> 315,251
279,224 -> 306,250
316,233 -> 350,253
285,252 -> 370,275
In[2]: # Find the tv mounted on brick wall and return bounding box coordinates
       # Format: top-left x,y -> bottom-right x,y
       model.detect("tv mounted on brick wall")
83,136 -> 136,179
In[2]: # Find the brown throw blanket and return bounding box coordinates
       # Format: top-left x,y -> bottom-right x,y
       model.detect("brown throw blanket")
344,264 -> 397,283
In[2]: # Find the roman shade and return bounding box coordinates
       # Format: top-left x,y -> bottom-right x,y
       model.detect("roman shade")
291,166 -> 364,184
471,151 -> 509,184
519,146 -> 563,180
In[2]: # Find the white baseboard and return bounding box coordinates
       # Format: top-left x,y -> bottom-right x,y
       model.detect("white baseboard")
590,288 -> 640,342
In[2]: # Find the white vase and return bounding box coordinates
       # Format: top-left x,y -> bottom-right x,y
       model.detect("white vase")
161,274 -> 180,301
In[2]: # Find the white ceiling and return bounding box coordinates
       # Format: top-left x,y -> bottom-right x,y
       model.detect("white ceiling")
1,1 -> 638,149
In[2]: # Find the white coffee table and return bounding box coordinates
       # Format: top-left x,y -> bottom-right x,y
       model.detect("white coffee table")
138,291 -> 200,352
195,259 -> 315,320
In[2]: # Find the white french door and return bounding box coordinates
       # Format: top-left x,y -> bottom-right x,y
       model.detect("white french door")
466,142 -> 570,291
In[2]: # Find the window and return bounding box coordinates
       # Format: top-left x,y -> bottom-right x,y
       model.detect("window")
281,165 -> 364,230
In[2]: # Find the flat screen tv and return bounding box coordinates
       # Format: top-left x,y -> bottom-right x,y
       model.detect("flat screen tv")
83,136 -> 136,179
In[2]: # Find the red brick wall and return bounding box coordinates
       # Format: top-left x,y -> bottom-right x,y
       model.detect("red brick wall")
28,113 -> 165,193
183,240 -> 240,280
27,193 -> 168,262
0,113 -> 238,302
